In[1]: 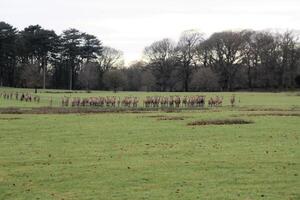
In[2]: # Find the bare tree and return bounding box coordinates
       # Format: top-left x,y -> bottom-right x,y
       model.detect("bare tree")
239,30 -> 258,90
277,31 -> 299,88
176,30 -> 204,91
97,46 -> 123,71
206,31 -> 245,91
144,38 -> 176,91
251,31 -> 280,88
195,39 -> 213,68
97,46 -> 124,88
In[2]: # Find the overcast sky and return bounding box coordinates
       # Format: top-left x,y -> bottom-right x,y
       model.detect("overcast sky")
1,0 -> 300,64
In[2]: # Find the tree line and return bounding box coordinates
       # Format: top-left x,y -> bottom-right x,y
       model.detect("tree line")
1,21 -> 300,91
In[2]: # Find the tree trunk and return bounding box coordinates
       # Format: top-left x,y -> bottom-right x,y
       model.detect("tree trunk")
0,64 -> 3,87
69,67 -> 73,90
247,66 -> 253,90
43,59 -> 46,89
184,79 -> 189,92
184,69 -> 190,92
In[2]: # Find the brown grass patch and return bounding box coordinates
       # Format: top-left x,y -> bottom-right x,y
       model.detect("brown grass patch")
246,112 -> 300,117
0,107 -> 154,115
0,117 -> 22,121
187,119 -> 253,126
231,111 -> 300,117
0,108 -> 23,114
0,106 -> 206,115
158,116 -> 185,121
240,107 -> 300,112
143,115 -> 167,118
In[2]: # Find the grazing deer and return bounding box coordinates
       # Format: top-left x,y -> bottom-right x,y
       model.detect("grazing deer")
216,96 -> 223,107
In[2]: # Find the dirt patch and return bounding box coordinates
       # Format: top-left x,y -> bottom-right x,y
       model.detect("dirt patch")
0,117 -> 22,121
240,107 -> 300,112
142,115 -> 167,118
158,116 -> 185,121
246,112 -> 300,117
0,108 -> 23,114
0,107 -> 154,115
187,119 -> 253,126
0,106 -> 209,115
231,112 -> 300,117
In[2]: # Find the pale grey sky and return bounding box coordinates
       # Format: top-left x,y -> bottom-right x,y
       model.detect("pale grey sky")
1,0 -> 300,64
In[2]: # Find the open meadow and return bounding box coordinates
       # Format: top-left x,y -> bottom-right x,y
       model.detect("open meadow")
0,88 -> 299,200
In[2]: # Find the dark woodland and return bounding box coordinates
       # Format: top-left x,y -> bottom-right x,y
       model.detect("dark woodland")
1,21 -> 300,91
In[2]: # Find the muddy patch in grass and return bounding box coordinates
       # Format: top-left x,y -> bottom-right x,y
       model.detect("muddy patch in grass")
240,107 -> 300,112
232,112 -> 300,117
0,107 -> 197,115
142,115 -> 167,118
157,116 -> 185,121
0,107 -> 155,115
140,115 -> 187,120
246,112 -> 300,117
187,119 -> 253,126
0,117 -> 22,121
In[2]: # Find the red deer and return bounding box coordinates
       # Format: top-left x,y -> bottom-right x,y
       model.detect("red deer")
174,96 -> 181,108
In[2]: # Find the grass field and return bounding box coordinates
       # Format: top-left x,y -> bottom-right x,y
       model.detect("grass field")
0,88 -> 299,200
0,87 -> 300,109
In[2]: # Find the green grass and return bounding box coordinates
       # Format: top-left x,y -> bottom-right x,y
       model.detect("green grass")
1,87 -> 300,109
0,88 -> 299,199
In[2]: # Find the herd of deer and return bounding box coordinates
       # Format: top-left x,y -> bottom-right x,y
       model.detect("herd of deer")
1,92 -> 237,108
0,92 -> 41,103
144,95 -> 236,107
61,96 -> 139,107
61,95 -> 236,108
143,96 -> 205,108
